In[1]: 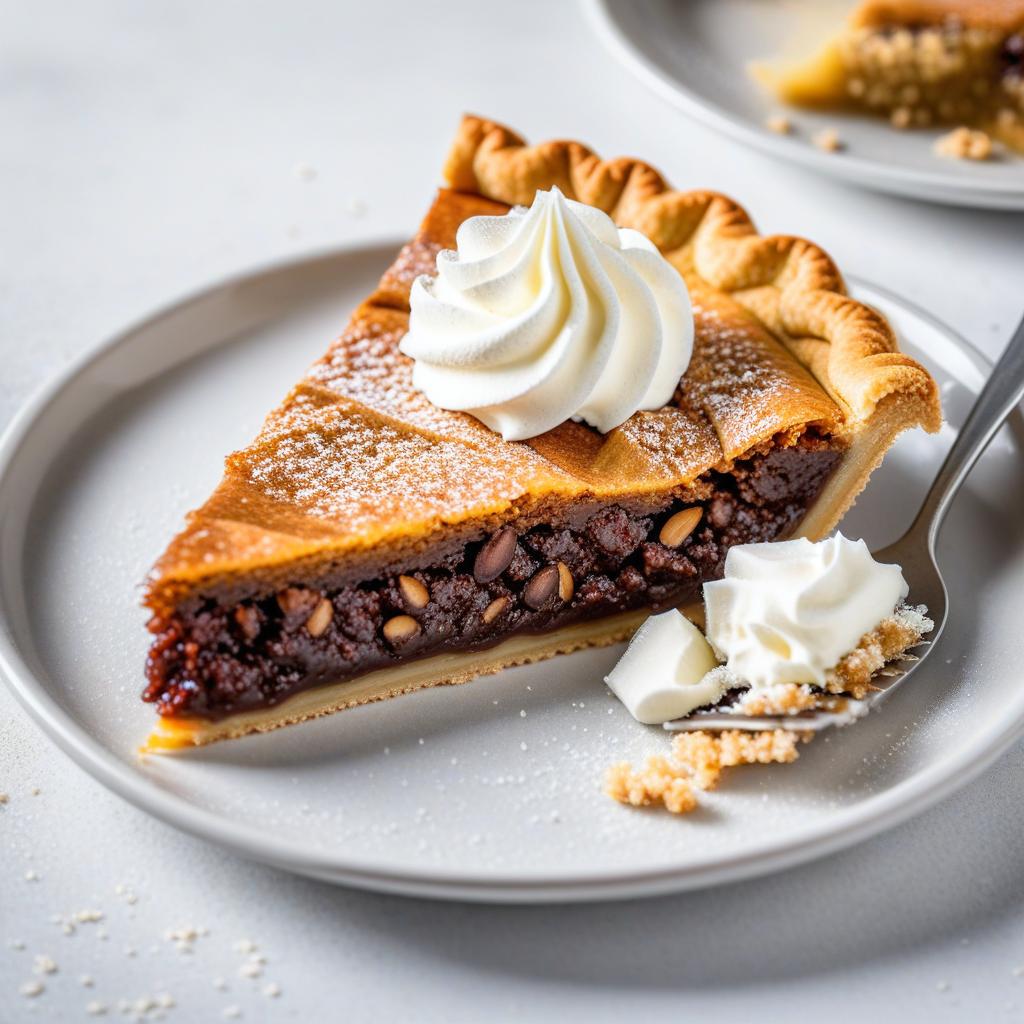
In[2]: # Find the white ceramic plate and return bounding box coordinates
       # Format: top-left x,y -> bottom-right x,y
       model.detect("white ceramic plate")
1,241 -> 1022,903
588,0 -> 1024,210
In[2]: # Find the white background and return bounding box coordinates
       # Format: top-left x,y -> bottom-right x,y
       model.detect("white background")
2,1 -> 1023,1020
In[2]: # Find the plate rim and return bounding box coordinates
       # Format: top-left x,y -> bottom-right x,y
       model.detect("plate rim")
1,241 -> 1022,903
586,0 -> 1024,210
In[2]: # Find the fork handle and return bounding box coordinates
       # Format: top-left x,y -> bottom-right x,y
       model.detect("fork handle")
911,314 -> 1024,549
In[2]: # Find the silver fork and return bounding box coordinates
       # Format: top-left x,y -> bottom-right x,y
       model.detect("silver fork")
667,315 -> 1024,734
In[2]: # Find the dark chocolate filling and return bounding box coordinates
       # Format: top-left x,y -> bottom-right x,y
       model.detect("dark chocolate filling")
143,434 -> 843,720
1001,33 -> 1024,80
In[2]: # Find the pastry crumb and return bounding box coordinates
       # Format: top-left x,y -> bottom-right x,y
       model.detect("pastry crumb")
934,126 -> 994,161
737,683 -> 821,716
709,729 -> 804,767
890,106 -> 913,129
670,729 -> 804,783
813,127 -> 844,152
766,114 -> 793,135
33,954 -> 57,975
606,730 -> 804,815
668,731 -> 725,790
825,605 -> 932,698
736,683 -> 864,720
606,756 -> 699,814
165,924 -> 208,955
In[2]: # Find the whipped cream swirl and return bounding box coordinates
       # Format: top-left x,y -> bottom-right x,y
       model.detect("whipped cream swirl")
399,188 -> 694,440
704,534 -> 908,689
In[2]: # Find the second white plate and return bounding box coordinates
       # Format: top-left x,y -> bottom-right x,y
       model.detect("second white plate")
589,0 -> 1024,209
1,241 -> 1023,902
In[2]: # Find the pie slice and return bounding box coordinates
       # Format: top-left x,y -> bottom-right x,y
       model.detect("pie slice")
753,0 -> 1024,153
141,115 -> 940,751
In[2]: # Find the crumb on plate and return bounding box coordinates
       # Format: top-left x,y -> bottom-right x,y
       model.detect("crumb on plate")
934,126 -> 994,161
606,730 -> 804,815
813,127 -> 844,152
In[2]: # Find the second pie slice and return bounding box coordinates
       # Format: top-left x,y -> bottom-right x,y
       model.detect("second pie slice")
141,115 -> 941,750
753,0 -> 1024,154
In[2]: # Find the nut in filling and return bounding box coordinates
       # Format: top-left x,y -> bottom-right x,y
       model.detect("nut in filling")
383,614 -> 421,647
398,574 -> 430,609
523,564 -> 560,610
659,507 -> 702,547
304,598 -> 334,638
482,595 -> 510,624
556,562 -> 574,602
473,527 -> 518,583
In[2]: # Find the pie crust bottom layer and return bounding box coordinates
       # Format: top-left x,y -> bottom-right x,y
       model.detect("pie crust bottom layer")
143,610 -> 647,751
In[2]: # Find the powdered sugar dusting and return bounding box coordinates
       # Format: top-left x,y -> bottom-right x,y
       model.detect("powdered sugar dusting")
151,197 -> 851,590
241,243 -> 846,541
308,313 -> 554,467
244,406 -> 541,532
599,405 -> 722,484
894,603 -> 934,639
682,286 -> 840,457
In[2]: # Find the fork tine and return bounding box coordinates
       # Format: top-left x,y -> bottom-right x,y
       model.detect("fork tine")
664,701 -> 871,733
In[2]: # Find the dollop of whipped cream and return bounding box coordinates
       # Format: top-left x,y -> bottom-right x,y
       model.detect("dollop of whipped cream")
605,610 -> 722,724
399,187 -> 694,440
704,534 -> 908,689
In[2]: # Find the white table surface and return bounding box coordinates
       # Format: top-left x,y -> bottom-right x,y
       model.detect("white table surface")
2,1 -> 1023,1021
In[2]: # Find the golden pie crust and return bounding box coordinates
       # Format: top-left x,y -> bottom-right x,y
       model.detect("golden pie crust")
142,116 -> 940,751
